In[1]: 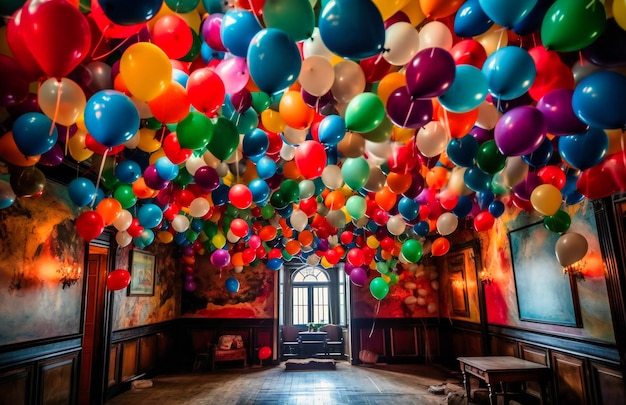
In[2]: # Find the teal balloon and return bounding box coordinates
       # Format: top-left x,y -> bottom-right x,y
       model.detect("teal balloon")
263,0 -> 315,41
401,239 -> 423,263
369,277 -> 389,300
165,0 -> 199,13
68,177 -> 96,207
319,0 -> 385,60
206,117 -> 239,160
478,0 -> 539,28
482,46 -> 536,100
345,92 -> 385,133
438,65 -> 488,113
220,9 -> 263,57
225,277 -> 240,292
235,107 -> 259,135
177,111 -> 214,150
12,112 -> 58,156
137,203 -> 163,228
251,92 -> 271,112
247,28 -> 301,94
84,90 -> 140,147
345,195 -> 367,219
572,71 -> 626,130
341,157 -> 370,190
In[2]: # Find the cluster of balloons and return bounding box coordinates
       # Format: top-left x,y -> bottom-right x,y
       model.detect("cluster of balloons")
2,0 -> 622,301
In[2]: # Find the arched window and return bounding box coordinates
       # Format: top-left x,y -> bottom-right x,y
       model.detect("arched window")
291,267 -> 330,325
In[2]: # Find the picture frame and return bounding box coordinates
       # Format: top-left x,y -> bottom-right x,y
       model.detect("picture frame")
128,250 -> 156,297
447,252 -> 470,317
509,222 -> 582,327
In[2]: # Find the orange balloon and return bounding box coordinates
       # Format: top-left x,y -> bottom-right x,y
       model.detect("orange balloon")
282,160 -> 302,179
279,90 -> 314,130
113,73 -> 131,96
386,172 -> 412,194
432,236 -> 451,256
259,225 -> 277,241
148,81 -> 191,124
377,72 -> 406,106
375,186 -> 397,211
438,105 -> 479,138
285,239 -> 301,255
231,252 -> 244,267
96,198 -> 122,225
0,132 -> 41,166
325,190 -> 346,210
426,166 -> 449,189
419,0 -> 464,19
132,177 -> 154,199
298,230 -> 314,246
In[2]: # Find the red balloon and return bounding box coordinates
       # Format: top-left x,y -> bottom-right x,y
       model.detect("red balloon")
577,151 -> 626,199
230,218 -> 250,238
473,211 -> 495,232
148,82 -> 191,124
85,134 -> 125,155
347,248 -> 365,267
106,269 -> 131,291
6,9 -> 43,79
229,184 -> 253,209
537,166 -> 566,189
258,345 -> 272,360
360,54 -> 392,83
186,67 -> 226,116
152,15 -> 194,60
431,236 -> 450,256
450,39 -> 488,69
21,0 -> 92,78
295,140 -> 327,179
163,133 -> 193,164
127,218 -> 144,238
76,210 -> 105,241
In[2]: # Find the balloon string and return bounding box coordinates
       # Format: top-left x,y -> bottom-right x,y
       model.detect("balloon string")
91,26 -> 134,61
49,80 -> 62,135
91,148 -> 109,209
586,0 -> 596,10
403,100 -> 415,128
368,300 -> 381,338
235,149 -> 240,184
442,107 -> 451,142
64,126 -> 70,156
579,51 -> 584,67
496,28 -> 505,51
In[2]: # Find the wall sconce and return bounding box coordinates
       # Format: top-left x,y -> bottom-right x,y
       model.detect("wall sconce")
479,268 -> 492,285
563,260 -> 585,282
59,265 -> 82,289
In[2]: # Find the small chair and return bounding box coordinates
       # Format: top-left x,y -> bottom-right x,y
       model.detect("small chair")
281,325 -> 304,359
319,324 -> 344,358
210,335 -> 247,370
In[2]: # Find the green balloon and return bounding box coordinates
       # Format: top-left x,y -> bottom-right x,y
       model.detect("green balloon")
206,117 -> 239,160
101,168 -> 119,190
270,190 -> 288,209
280,179 -> 300,203
263,0 -> 315,41
261,205 -> 275,219
204,221 -> 218,238
544,210 -> 571,234
165,0 -> 199,13
361,116 -> 393,143
251,92 -> 271,113
369,277 -> 390,300
401,239 -> 423,263
490,172 -> 508,195
173,167 -> 193,187
177,111 -> 214,150
475,140 -> 506,174
342,157 -> 370,191
113,184 -> 136,209
376,262 -> 389,275
345,92 -> 385,133
541,0 -> 606,52
144,117 -> 163,130
235,108 -> 259,136
345,195 -> 367,219
186,229 -> 199,243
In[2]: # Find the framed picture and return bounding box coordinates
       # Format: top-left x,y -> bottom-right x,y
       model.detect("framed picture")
128,250 -> 156,297
509,222 -> 582,327
447,252 -> 470,317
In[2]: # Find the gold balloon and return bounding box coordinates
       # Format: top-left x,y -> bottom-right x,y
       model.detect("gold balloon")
473,25 -> 508,56
338,131 -> 365,158
68,130 -> 94,162
120,42 -> 172,102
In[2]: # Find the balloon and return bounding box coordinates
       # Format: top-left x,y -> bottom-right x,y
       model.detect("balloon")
555,232 -> 588,267
416,121 -> 448,158
120,42 -> 172,102
84,90 -> 140,147
206,117 -> 239,160
473,211 -> 495,232
318,115 -> 346,145
247,28 -> 302,94
299,56 -> 335,98
541,0 -> 606,52
488,199 -> 505,218
572,71 -> 626,130
137,204 -> 163,229
68,177 -> 96,207
383,21 -> 421,66
186,67 -> 225,116
474,140 -> 505,174
544,210 -> 571,234
616,0 -> 626,30
342,157 -> 370,190
349,266 -> 368,286
214,56 -> 250,95
450,40 -> 488,69
295,141 -> 327,180
106,269 -> 131,291
258,345 -> 272,360
37,77 -> 86,127
482,46 -> 536,100
530,184 -> 562,216
431,236 -> 451,256
370,277 -> 389,300
332,60 -> 367,104
385,86 -> 433,129
21,0 -> 91,78
279,91 -> 315,130
419,0 -> 464,19
220,9 -> 263,57
438,64 -> 488,113
76,210 -> 106,242
225,277 -> 240,293
11,112 -> 59,156
405,47 -> 456,99
436,212 -> 459,236
263,0 -> 315,41
558,127 -> 608,171
536,89 -> 588,136
494,106 -> 546,156
454,0 -> 494,38
0,179 -> 16,209
418,21 -> 453,50
97,0 -> 161,25
513,0 -> 556,35
582,18 -> 626,68
319,0 -> 385,60
478,0 -> 538,28
576,151 -> 626,199
345,93 -> 385,133
521,136 -> 553,168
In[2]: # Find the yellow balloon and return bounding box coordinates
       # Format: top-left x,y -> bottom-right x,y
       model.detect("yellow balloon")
367,235 -> 380,249
261,109 -> 286,133
68,130 -> 94,162
392,126 -> 415,143
372,0 -> 410,20
320,256 -> 333,268
377,72 -> 406,106
38,78 -> 86,126
401,0 -> 427,26
157,231 -> 174,243
212,233 -> 226,248
607,128 -> 626,155
614,0 -> 626,30
473,25 -> 508,56
530,184 -> 562,216
149,148 -> 166,165
137,128 -> 162,153
120,42 -> 172,102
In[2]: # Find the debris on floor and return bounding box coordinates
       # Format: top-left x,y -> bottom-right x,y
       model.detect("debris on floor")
131,379 -> 153,389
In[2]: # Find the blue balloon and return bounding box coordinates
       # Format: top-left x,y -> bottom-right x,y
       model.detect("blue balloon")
12,112 -> 58,156
139,229 -> 155,246
318,115 -> 347,145
190,218 -> 204,233
267,258 -> 283,271
512,0 -> 555,35
212,184 -> 230,206
447,134 -> 479,167
319,0 -> 385,60
98,0 -> 162,25
476,190 -> 494,210
247,28 -> 302,94
115,160 -> 142,184
558,127 -> 608,170
398,197 -> 420,221
155,157 -> 179,181
84,90 -> 140,147
220,9 -> 262,57
0,179 -> 15,209
478,0 -> 539,28
452,195 -> 473,218
521,137 -> 553,168
482,46 -> 536,100
202,0 -> 227,13
414,221 -> 430,237
243,128 -> 269,159
249,178 -> 271,203
464,165 -> 493,192
572,71 -> 626,129
454,0 -> 494,38
256,156 -> 277,179
172,68 -> 189,87
225,277 -> 240,292
438,65 -> 488,113
488,200 -> 505,218
137,204 -> 163,229
68,177 -> 96,207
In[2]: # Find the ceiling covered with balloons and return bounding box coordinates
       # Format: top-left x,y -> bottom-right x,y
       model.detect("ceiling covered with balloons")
1,0 -> 625,297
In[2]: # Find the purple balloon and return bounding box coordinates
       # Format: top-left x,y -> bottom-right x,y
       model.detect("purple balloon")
405,47 -> 456,99
202,13 -> 226,52
211,249 -> 231,268
301,88 -> 334,110
230,88 -> 252,113
469,126 -> 493,143
317,239 -> 330,252
194,166 -> 220,191
349,266 -> 368,287
184,280 -> 197,292
6,93 -> 39,117
493,92 -> 533,113
402,172 -> 425,199
39,143 -> 64,166
143,165 -> 170,190
536,89 -> 588,135
343,262 -> 355,275
385,86 -> 433,128
495,106 -> 546,156
512,172 -> 543,201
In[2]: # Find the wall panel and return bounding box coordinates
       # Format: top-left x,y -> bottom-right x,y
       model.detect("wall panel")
121,340 -> 138,382
40,353 -> 78,405
390,327 -> 418,357
552,352 -> 588,405
0,367 -> 31,405
590,362 -> 624,405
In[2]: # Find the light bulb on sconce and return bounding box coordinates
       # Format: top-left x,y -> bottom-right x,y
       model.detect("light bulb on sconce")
563,260 -> 586,282
479,268 -> 492,285
59,265 -> 82,289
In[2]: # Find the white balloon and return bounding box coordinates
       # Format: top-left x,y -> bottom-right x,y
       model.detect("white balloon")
234,266 -> 244,273
227,229 -> 240,243
326,210 -> 346,229
387,214 -> 407,236
280,143 -> 296,161
383,22 -> 420,66
416,121 -> 449,157
113,209 -> 133,231
331,60 -> 366,104
418,21 -> 453,51
283,126 -> 308,145
502,156 -> 529,188
290,209 -> 309,232
171,214 -> 190,233
299,180 -> 316,199
131,97 -> 153,119
189,197 -> 210,218
124,132 -> 140,149
302,27 -> 334,60
436,212 -> 459,236
185,156 -> 206,176
365,140 -> 393,161
116,230 -> 132,247
299,55 -> 335,97
322,165 -> 344,189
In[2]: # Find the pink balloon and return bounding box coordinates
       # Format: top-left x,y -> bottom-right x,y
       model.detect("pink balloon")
202,13 -> 227,52
214,56 -> 250,95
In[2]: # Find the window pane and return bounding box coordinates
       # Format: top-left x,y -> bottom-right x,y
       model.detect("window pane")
293,267 -> 329,283
339,269 -> 346,325
293,287 -> 308,325
312,286 -> 329,324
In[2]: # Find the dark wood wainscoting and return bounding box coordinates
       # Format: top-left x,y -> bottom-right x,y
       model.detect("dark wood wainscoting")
350,318 -> 440,364
0,337 -> 81,405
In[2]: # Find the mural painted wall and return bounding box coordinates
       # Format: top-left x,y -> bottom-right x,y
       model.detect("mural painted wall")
182,254 -> 276,319
0,179 -> 84,346
480,199 -> 615,343
111,242 -> 181,331
351,259 -> 440,319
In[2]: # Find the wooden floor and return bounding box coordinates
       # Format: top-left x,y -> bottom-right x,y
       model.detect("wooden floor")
106,362 -> 466,405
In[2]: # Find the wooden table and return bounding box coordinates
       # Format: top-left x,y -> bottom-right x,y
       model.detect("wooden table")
457,356 -> 552,405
